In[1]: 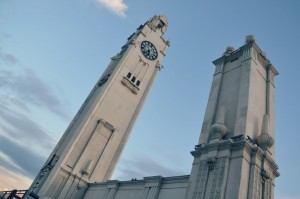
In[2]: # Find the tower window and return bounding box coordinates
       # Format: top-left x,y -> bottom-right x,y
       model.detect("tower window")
127,72 -> 132,78
131,76 -> 136,83
98,74 -> 110,87
157,20 -> 165,29
136,80 -> 140,86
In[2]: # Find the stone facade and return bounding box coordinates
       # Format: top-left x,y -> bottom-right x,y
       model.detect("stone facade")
25,15 -> 169,199
84,176 -> 189,199
185,35 -> 279,199
25,17 -> 280,199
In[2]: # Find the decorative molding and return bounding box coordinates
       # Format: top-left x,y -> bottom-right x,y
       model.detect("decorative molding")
214,62 -> 224,75
261,170 -> 271,181
257,52 -> 268,68
266,179 -> 272,199
45,173 -> 66,198
209,158 -> 225,199
159,50 -> 166,56
242,48 -> 251,61
141,176 -> 162,199
26,154 -> 59,198
104,180 -> 119,199
254,167 -> 262,199
98,74 -> 110,87
121,76 -> 139,94
98,119 -> 116,133
207,158 -> 216,170
189,137 -> 278,199
192,160 -> 208,199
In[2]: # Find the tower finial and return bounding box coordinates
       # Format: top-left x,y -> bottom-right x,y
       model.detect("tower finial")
147,15 -> 168,33
257,114 -> 274,150
209,106 -> 227,143
223,46 -> 234,56
245,35 -> 255,44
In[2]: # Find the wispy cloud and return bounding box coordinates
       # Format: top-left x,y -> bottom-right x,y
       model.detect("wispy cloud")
0,105 -> 56,156
0,49 -> 70,119
0,47 -> 18,65
98,0 -> 128,17
0,105 -> 57,184
0,151 -> 24,172
0,47 -> 69,189
0,134 -> 48,179
113,155 -> 183,180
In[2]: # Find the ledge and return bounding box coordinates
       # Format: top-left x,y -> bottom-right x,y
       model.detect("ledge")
121,77 -> 139,94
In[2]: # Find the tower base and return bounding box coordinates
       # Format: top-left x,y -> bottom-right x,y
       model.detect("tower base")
185,137 -> 279,199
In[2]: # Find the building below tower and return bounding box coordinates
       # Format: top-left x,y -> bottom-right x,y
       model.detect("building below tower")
84,176 -> 189,199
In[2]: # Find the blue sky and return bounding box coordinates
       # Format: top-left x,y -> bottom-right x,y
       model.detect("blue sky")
0,0 -> 300,198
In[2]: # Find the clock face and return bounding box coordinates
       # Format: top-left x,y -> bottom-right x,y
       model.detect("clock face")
141,41 -> 158,60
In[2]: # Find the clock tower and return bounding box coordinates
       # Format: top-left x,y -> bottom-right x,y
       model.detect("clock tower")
25,15 -> 169,199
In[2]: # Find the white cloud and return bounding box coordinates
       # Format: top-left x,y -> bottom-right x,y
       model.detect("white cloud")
98,0 -> 128,17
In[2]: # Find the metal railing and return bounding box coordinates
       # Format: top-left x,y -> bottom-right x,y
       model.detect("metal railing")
0,190 -> 27,199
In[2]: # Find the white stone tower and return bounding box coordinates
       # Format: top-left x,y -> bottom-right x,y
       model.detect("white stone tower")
185,36 -> 279,199
25,15 -> 169,199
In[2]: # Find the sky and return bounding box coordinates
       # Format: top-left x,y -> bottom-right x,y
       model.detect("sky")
0,0 -> 300,198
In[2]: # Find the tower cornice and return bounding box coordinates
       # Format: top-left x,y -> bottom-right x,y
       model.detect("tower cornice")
212,41 -> 279,76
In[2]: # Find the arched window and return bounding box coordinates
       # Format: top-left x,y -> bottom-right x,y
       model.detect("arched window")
127,72 -> 131,78
131,76 -> 136,83
136,80 -> 140,86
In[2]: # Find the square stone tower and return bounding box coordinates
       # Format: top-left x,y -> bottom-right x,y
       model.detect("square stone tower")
25,15 -> 169,199
185,36 -> 279,199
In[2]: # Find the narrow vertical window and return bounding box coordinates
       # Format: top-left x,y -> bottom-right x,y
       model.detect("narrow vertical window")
127,72 -> 131,78
136,80 -> 140,86
131,76 -> 136,83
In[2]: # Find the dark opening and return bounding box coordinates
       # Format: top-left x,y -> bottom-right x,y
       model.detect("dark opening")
136,80 -> 140,86
131,76 -> 136,83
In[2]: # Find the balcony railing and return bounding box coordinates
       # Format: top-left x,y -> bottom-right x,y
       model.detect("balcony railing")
0,190 -> 27,199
